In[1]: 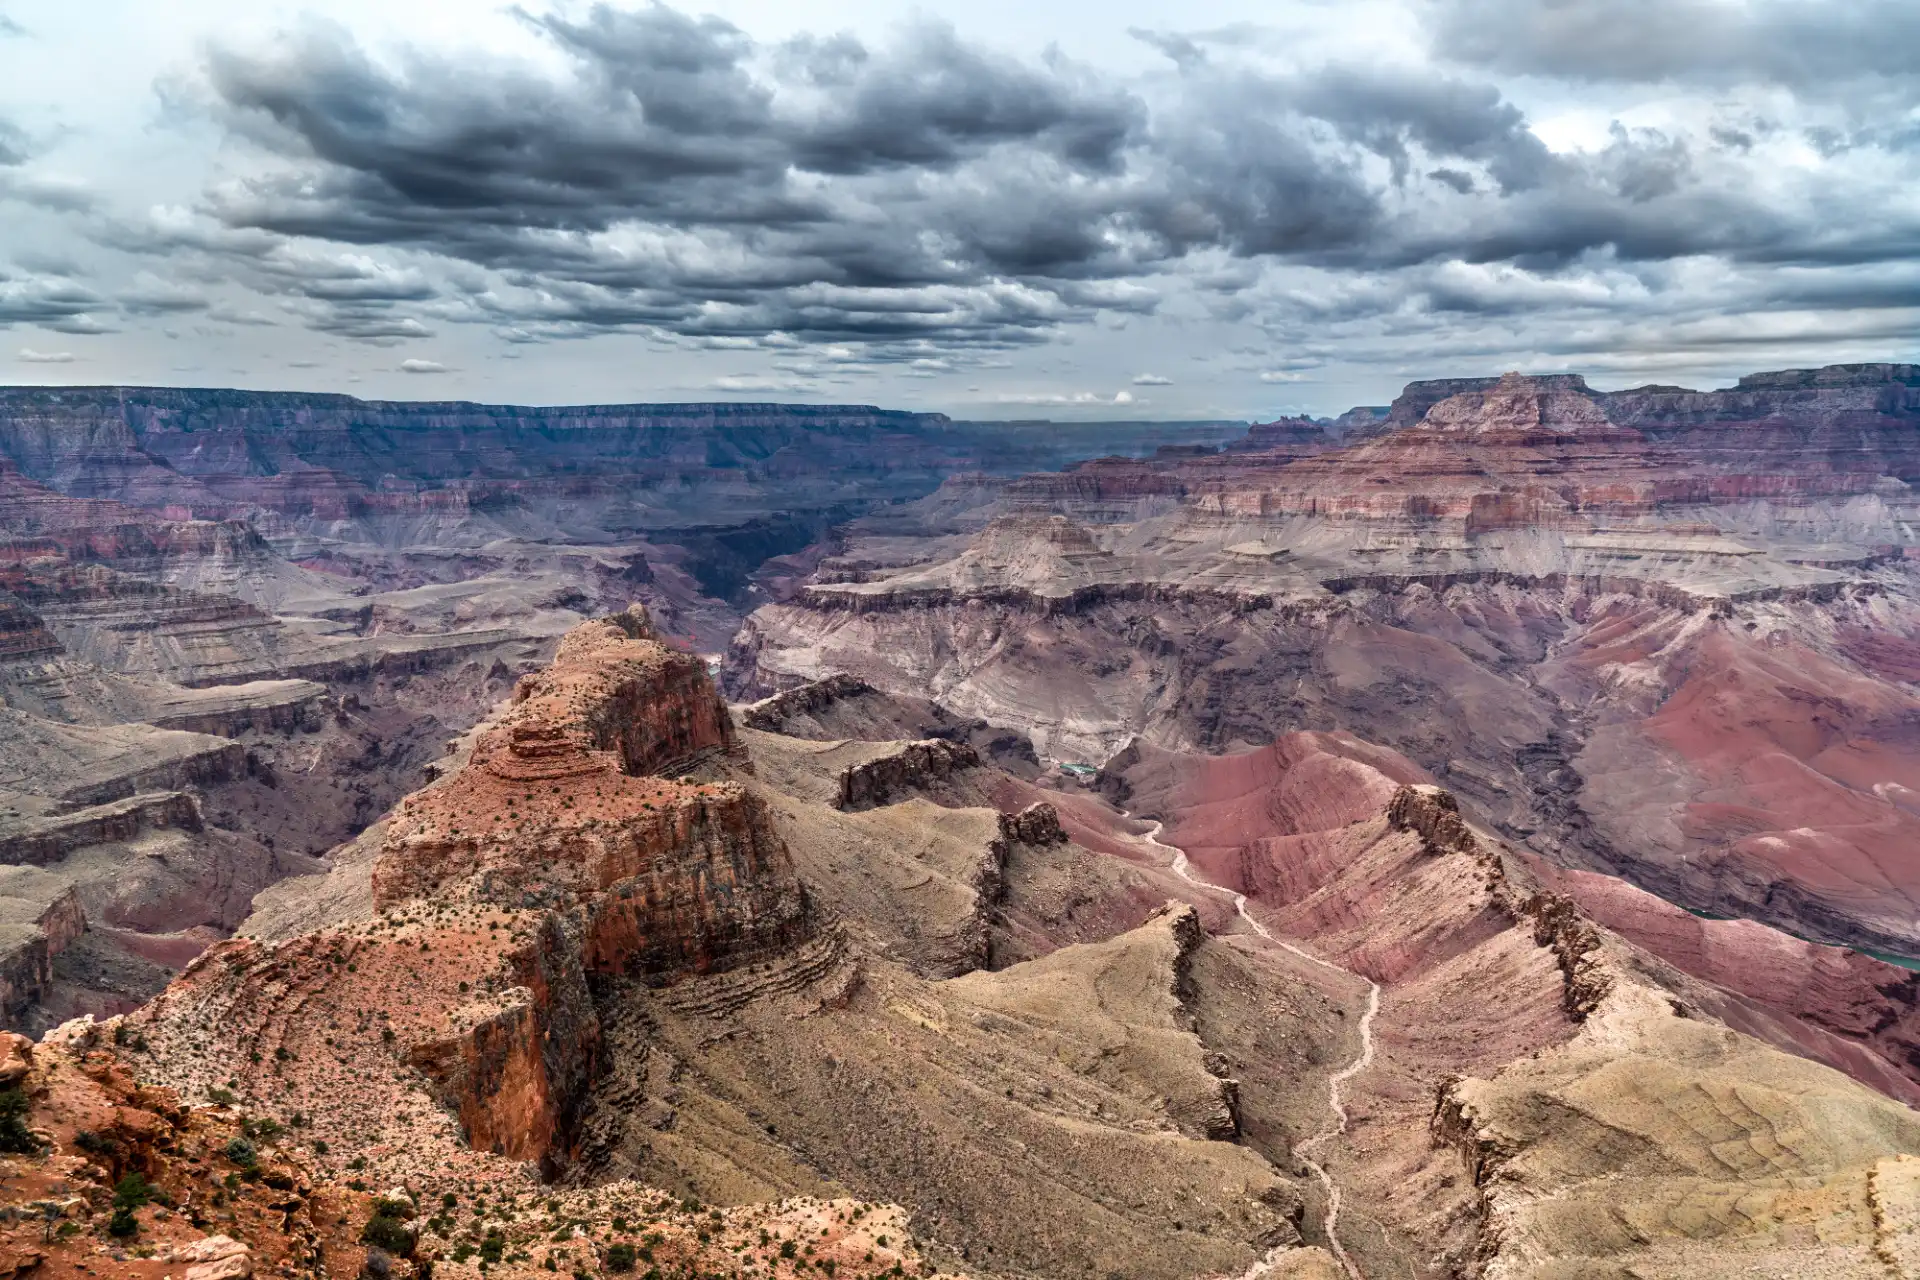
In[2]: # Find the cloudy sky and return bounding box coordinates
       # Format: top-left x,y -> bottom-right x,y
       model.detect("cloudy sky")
0,0 -> 1916,418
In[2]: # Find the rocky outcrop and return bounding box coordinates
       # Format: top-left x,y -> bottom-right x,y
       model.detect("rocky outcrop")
739,673 -> 874,731
146,680 -> 326,736
0,887 -> 84,1020
509,606 -> 738,778
403,912 -> 602,1170
936,807 -> 1069,979
375,607 -> 808,980
997,801 -> 1067,848
1156,902 -> 1245,1142
0,792 -> 201,866
1224,417 -> 1334,453
1387,785 -> 1614,1020
835,740 -> 981,810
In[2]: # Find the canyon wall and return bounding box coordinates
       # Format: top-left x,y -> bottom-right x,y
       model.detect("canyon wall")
373,606 -> 812,982
732,364 -> 1920,961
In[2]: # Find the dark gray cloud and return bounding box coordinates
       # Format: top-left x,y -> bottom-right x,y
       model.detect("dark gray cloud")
1286,67 -> 1557,193
182,4 -> 1629,348
50,0 -> 1912,387
0,274 -> 109,330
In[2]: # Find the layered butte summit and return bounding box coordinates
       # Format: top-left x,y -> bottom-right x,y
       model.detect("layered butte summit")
7,0 -> 1920,1277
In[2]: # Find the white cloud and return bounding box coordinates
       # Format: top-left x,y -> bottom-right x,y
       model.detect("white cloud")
989,389 -> 1141,406
709,374 -> 819,393
1132,373 -> 1173,385
17,348 -> 75,363
399,358 -> 448,374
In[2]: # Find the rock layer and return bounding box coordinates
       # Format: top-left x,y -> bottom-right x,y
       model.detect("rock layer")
731,363 -> 1920,961
375,607 -> 810,981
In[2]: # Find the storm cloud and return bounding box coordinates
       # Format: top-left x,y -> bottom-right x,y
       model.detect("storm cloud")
3,0 -> 1917,409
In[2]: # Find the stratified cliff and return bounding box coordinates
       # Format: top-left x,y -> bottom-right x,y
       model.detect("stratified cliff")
730,363 -> 1920,962
127,606 -> 811,1182
374,605 -> 810,979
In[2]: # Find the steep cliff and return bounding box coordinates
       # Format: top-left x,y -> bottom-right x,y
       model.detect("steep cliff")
732,363 -> 1920,960
374,606 -> 810,980
117,606 -> 818,1192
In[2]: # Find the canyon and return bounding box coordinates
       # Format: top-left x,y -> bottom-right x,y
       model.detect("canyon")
731,364 -> 1920,959
0,393 -> 1228,1030
0,366 -> 1919,1279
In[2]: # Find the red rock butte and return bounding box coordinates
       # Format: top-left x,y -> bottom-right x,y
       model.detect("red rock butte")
376,605 -> 811,980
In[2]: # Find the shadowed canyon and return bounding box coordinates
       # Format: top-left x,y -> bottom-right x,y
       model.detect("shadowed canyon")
3,368 -> 1920,1280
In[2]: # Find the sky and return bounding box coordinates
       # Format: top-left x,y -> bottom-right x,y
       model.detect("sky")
0,0 -> 1916,419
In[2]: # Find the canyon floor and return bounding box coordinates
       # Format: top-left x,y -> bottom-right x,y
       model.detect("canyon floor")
1,370 -> 1919,1278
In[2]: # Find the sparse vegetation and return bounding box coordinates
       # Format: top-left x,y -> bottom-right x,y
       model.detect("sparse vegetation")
0,1088 -> 40,1154
107,1172 -> 153,1238
362,1209 -> 415,1256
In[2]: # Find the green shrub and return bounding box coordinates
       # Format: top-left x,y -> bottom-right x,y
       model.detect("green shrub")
113,1173 -> 153,1212
106,1172 -> 153,1239
223,1137 -> 257,1167
605,1243 -> 637,1273
0,1089 -> 40,1154
479,1229 -> 507,1264
361,1213 -> 414,1257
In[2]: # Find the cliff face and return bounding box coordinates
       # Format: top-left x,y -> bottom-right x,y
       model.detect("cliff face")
374,606 -> 810,980
835,739 -> 982,811
130,606 -> 813,1185
0,888 -> 85,1021
403,912 -> 603,1167
733,362 -> 1920,962
0,390 -> 952,498
0,388 -> 1238,526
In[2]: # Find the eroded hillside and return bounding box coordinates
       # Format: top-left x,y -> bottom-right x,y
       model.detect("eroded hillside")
729,364 -> 1920,961
0,609 -> 1915,1280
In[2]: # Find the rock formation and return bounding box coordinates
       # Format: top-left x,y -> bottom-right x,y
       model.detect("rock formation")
730,362 -> 1920,962
374,606 -> 809,981
9,364 -> 1920,1279
835,739 -> 982,810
